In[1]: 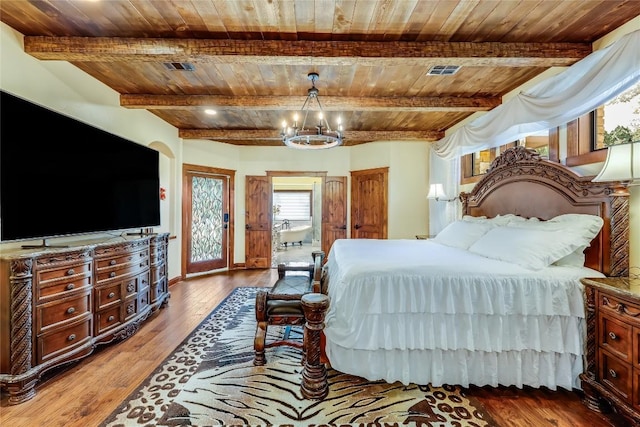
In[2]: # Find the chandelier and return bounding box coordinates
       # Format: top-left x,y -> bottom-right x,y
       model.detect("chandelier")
280,73 -> 344,149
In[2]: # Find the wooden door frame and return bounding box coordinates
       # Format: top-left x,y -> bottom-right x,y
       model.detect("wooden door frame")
266,171 -> 327,263
181,164 -> 235,276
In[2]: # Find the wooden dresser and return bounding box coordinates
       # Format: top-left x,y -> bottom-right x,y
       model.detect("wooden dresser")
0,233 -> 170,405
580,276 -> 640,427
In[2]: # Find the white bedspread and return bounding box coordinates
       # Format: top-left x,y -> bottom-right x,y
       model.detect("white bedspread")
323,238 -> 605,390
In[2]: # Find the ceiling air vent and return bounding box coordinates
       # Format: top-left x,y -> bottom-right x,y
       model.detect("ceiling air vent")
427,65 -> 460,76
163,62 -> 196,71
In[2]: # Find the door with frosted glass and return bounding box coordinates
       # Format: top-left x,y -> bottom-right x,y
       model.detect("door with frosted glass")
183,165 -> 232,274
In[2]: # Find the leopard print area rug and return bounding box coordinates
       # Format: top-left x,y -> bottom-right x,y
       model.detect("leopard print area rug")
100,287 -> 498,427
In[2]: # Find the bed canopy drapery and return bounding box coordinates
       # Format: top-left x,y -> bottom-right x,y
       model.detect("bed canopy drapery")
433,29 -> 640,160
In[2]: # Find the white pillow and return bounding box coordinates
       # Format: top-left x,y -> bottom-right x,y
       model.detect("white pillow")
553,247 -> 587,267
547,213 -> 603,237
463,214 -> 539,225
468,226 -> 590,270
507,213 -> 603,242
433,220 -> 495,250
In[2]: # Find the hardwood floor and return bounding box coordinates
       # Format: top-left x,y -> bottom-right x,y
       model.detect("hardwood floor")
0,269 -> 618,427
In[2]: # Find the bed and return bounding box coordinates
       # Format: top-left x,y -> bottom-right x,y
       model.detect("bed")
322,146 -> 631,391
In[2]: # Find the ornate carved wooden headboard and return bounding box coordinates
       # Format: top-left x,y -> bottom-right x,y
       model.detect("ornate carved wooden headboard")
460,146 -> 630,277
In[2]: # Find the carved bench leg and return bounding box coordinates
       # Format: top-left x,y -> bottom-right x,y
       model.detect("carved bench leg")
254,291 -> 268,366
300,293 -> 330,400
253,321 -> 267,366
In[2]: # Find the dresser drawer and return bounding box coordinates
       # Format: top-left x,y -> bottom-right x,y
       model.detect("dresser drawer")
95,247 -> 148,268
36,291 -> 92,333
37,260 -> 92,284
151,264 -> 166,283
36,275 -> 92,302
150,245 -> 166,264
95,305 -> 122,334
123,276 -> 139,298
151,279 -> 167,303
599,350 -> 633,402
137,286 -> 150,314
95,282 -> 122,310
599,291 -> 640,325
37,315 -> 92,364
95,258 -> 149,284
600,313 -> 633,362
124,296 -> 139,321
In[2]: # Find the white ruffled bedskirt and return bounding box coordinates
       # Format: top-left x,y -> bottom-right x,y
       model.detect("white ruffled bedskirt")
325,344 -> 584,391
326,313 -> 584,354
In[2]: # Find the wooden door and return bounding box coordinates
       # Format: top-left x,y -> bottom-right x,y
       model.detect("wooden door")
321,176 -> 347,257
182,165 -> 234,275
245,175 -> 272,268
351,167 -> 388,239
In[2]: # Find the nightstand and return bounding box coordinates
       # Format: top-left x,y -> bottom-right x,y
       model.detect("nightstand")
580,276 -> 640,427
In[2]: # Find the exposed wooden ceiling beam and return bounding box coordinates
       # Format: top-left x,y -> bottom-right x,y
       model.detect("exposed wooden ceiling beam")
24,37 -> 591,67
121,94 -> 500,112
178,129 -> 444,143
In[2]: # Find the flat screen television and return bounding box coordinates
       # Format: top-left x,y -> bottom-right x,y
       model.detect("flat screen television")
0,90 -> 161,244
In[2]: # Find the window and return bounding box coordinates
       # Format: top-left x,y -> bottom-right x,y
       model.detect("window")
567,81 -> 640,166
273,190 -> 312,221
461,132 -> 558,185
462,143 -> 512,184
598,83 -> 640,148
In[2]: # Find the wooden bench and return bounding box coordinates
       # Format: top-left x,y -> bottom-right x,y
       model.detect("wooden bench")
253,250 -> 329,399
253,250 -> 324,364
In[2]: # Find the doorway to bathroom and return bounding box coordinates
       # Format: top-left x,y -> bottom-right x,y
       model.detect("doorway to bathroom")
271,175 -> 322,267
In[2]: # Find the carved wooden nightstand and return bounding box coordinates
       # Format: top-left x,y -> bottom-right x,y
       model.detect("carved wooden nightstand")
580,276 -> 640,427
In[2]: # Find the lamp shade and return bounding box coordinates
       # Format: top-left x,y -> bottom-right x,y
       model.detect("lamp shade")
592,141 -> 639,183
426,183 -> 447,200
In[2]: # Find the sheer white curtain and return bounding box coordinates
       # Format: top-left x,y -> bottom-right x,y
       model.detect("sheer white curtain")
433,29 -> 640,160
428,148 -> 460,236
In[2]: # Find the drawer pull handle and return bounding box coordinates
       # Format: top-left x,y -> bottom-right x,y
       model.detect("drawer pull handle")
109,272 -> 116,278
108,292 -> 115,298
65,283 -> 75,290
110,260 -> 116,266
609,369 -> 617,378
66,269 -> 75,275
609,332 -> 617,340
67,334 -> 76,341
127,284 -> 135,292
66,307 -> 75,314
108,315 -> 115,322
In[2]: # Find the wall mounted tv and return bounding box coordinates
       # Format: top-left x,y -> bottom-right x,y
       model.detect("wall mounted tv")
0,90 -> 161,244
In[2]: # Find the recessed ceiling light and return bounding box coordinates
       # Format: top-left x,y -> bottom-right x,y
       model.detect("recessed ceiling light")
427,65 -> 460,76
204,109 -> 217,115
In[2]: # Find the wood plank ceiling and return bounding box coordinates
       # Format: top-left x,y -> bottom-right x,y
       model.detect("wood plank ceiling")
1,1 -> 639,147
